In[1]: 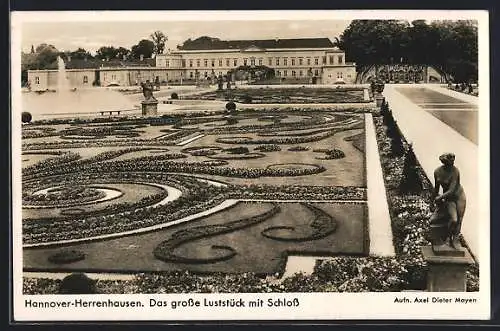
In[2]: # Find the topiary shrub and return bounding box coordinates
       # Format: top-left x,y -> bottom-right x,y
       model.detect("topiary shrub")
58,273 -> 96,294
170,92 -> 179,99
22,112 -> 32,124
225,101 -> 236,112
399,144 -> 424,194
48,250 -> 86,264
225,146 -> 249,154
254,144 -> 281,152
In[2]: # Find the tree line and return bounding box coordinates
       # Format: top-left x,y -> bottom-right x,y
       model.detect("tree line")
23,30 -> 167,71
336,20 -> 478,82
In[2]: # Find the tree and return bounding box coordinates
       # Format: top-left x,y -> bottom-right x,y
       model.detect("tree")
337,19 -> 478,82
131,39 -> 154,59
69,48 -> 93,60
150,31 -> 168,55
34,43 -> 59,69
96,46 -> 119,60
116,47 -> 131,60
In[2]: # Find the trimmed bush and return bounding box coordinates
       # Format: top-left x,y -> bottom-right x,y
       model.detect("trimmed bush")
48,250 -> 86,264
22,112 -> 32,124
59,273 -> 96,294
399,144 -> 424,194
288,146 -> 309,152
254,144 -> 281,152
225,146 -> 249,154
171,92 -> 179,99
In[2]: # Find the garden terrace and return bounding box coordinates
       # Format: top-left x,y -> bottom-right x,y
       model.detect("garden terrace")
22,105 -> 373,286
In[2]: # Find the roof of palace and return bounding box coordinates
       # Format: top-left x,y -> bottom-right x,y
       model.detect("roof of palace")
61,58 -> 156,69
177,37 -> 336,51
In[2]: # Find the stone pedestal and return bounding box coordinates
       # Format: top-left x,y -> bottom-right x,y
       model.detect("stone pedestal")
421,245 -> 474,292
141,100 -> 158,116
363,88 -> 370,102
375,95 -> 385,107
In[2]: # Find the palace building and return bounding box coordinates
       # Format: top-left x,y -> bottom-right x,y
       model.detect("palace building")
27,37 -> 357,90
155,37 -> 356,85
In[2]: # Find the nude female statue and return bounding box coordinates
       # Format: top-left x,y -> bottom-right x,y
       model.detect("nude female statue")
430,153 -> 467,248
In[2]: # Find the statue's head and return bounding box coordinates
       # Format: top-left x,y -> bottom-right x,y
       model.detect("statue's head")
439,153 -> 455,166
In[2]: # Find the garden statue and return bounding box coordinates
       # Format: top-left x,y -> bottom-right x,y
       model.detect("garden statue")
429,153 -> 466,252
217,74 -> 224,91
141,80 -> 156,101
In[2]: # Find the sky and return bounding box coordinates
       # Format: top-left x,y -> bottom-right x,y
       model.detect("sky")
20,20 -> 351,54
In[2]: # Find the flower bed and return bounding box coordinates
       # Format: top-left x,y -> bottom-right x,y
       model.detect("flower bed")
186,88 -> 367,104
23,185 -> 106,206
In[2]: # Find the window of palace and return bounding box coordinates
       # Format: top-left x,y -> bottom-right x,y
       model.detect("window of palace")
189,60 -> 193,67
276,71 -> 281,76
226,59 -> 230,66
111,74 -> 116,81
322,56 -> 327,64
258,58 -> 263,66
166,60 -> 170,67
338,55 -> 343,64
268,57 -> 273,66
337,71 -> 343,78
315,69 -> 319,76
250,58 -> 255,66
283,58 -> 288,66
234,59 -> 238,66
190,72 -> 193,78
329,55 -> 334,64
83,76 -> 88,83
204,59 -> 208,67
276,58 -> 280,65
299,70 -> 303,76
197,60 -> 201,67
219,59 -> 223,66
35,76 -> 39,84
307,58 -> 311,65
284,70 -> 288,76
182,60 -> 186,67
204,71 -> 208,77
315,58 -> 319,65
292,70 -> 296,77
243,58 -> 248,65
211,59 -> 215,67
291,58 -> 295,66
299,58 -> 303,65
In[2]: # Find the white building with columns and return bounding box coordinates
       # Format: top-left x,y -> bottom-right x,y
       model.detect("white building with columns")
156,37 -> 356,84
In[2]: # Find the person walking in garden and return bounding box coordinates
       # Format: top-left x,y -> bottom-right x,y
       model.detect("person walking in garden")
430,153 -> 466,248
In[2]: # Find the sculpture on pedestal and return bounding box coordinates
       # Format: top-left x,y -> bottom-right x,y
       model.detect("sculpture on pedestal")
140,80 -> 158,116
217,74 -> 224,91
141,80 -> 157,101
429,153 -> 467,252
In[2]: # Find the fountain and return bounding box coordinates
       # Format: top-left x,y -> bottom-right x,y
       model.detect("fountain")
22,57 -> 136,119
57,56 -> 70,92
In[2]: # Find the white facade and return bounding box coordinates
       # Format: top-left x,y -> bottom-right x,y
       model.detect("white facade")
156,45 -> 356,84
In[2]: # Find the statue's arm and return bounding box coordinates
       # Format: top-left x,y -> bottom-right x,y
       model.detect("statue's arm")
432,170 -> 440,200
